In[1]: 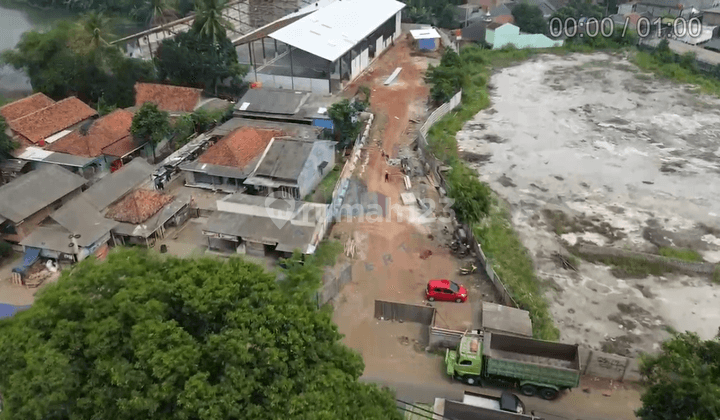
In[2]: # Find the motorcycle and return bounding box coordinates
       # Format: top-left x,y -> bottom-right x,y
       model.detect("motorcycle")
459,263 -> 477,275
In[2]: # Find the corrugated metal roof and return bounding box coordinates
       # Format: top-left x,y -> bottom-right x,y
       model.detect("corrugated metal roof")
18,146 -> 94,168
82,158 -> 154,211
0,164 -> 86,223
251,138 -> 315,182
269,0 -> 405,62
410,28 -> 441,39
236,89 -> 310,115
19,225 -> 74,254
50,196 -> 118,247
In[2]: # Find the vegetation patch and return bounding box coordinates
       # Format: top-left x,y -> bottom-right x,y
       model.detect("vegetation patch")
305,164 -> 341,204
474,203 -> 560,341
578,252 -> 676,279
658,246 -> 703,263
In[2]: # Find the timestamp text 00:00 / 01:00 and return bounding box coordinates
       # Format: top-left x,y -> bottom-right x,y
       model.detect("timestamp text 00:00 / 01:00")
548,17 -> 703,39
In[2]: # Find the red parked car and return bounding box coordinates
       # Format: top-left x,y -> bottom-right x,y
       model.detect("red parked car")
426,279 -> 468,303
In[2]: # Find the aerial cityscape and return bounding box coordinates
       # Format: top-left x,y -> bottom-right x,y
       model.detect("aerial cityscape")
0,0 -> 718,418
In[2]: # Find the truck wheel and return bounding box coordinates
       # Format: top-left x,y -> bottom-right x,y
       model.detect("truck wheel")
540,388 -> 559,400
464,376 -> 478,386
520,384 -> 537,397
428,297 -> 435,302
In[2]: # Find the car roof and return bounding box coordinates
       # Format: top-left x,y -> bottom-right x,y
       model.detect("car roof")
428,279 -> 452,286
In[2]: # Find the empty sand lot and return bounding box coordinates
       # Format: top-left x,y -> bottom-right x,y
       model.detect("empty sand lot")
457,53 -> 720,356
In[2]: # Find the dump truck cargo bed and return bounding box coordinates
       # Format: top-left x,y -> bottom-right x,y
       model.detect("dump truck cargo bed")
483,332 -> 581,388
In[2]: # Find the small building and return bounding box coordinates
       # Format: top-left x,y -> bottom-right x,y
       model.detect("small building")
234,89 -> 336,131
410,28 -> 441,50
486,22 -> 563,49
0,164 -> 87,246
488,4 -> 515,24
133,83 -> 232,116
0,94 -> 98,148
47,109 -> 150,174
180,126 -> 285,192
203,193 -> 328,257
480,302 -> 533,338
244,137 -> 336,200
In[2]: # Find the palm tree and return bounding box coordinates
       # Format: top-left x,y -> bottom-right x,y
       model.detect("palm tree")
132,0 -> 180,27
193,0 -> 231,44
78,11 -> 115,50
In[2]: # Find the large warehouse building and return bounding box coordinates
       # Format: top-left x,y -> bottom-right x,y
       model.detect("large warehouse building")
237,0 -> 405,95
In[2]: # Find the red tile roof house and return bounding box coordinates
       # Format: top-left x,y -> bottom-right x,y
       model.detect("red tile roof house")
47,109 -> 152,175
179,126 -> 285,193
133,82 -> 232,117
0,93 -> 102,177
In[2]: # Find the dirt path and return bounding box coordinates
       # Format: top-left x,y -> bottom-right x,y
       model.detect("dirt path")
331,39 -> 502,379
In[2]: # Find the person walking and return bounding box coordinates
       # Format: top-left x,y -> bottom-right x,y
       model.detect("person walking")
385,171 -> 389,182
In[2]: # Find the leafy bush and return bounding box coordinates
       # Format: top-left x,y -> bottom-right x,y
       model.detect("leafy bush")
445,163 -> 492,225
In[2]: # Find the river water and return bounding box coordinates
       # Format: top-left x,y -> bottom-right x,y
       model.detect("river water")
0,3 -> 70,98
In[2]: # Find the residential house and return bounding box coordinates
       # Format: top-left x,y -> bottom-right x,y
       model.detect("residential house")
234,89 -> 336,131
488,3 -> 515,24
632,0 -> 711,17
244,137 -> 336,200
0,93 -> 110,177
0,164 -> 87,246
203,193 -> 328,257
46,109 -> 151,174
486,22 -> 564,48
0,94 -> 98,148
21,159 -> 192,257
703,6 -> 720,25
180,126 -> 286,192
460,20 -> 490,44
133,82 -> 232,117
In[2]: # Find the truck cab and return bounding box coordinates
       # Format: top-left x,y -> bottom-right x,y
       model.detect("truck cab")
445,335 -> 484,385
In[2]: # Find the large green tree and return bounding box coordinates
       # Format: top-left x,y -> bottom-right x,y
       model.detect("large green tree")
1,20 -> 155,108
550,0 -> 603,30
511,3 -> 547,34
0,248 -> 402,420
636,332 -> 720,420
425,49 -> 468,104
155,29 -> 247,96
131,102 -> 170,160
445,163 -> 492,224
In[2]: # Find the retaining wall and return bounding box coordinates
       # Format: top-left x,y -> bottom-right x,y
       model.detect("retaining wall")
317,262 -> 353,307
374,300 -> 436,325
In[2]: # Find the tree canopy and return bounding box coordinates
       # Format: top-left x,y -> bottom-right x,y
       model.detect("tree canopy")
155,29 -> 247,96
402,0 -> 462,29
425,49 -> 468,105
636,332 -> 720,420
0,248 -> 403,420
1,20 -> 155,108
131,102 -> 170,159
550,0 -> 604,28
511,3 -> 547,34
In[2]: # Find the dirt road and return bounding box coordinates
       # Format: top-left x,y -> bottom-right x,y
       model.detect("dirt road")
331,39 -> 501,378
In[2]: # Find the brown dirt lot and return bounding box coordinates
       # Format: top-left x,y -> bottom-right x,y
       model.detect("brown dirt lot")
331,40 -> 499,378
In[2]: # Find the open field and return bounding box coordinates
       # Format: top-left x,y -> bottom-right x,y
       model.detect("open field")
457,52 -> 720,356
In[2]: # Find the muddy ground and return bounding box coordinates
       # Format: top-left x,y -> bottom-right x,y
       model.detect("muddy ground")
457,53 -> 720,356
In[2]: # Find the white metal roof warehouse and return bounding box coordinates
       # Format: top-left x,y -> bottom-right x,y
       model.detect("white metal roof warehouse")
269,0 -> 405,62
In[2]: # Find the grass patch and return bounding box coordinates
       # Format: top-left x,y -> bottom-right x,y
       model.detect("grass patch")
713,265 -> 720,284
631,48 -> 720,97
305,164 -> 341,203
312,239 -> 343,267
658,246 -> 703,262
474,203 -> 560,341
576,251 -> 675,279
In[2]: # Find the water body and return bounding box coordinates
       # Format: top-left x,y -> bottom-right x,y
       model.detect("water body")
0,2 -> 74,99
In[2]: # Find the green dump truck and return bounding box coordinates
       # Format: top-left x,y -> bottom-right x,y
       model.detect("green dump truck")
445,332 -> 581,400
